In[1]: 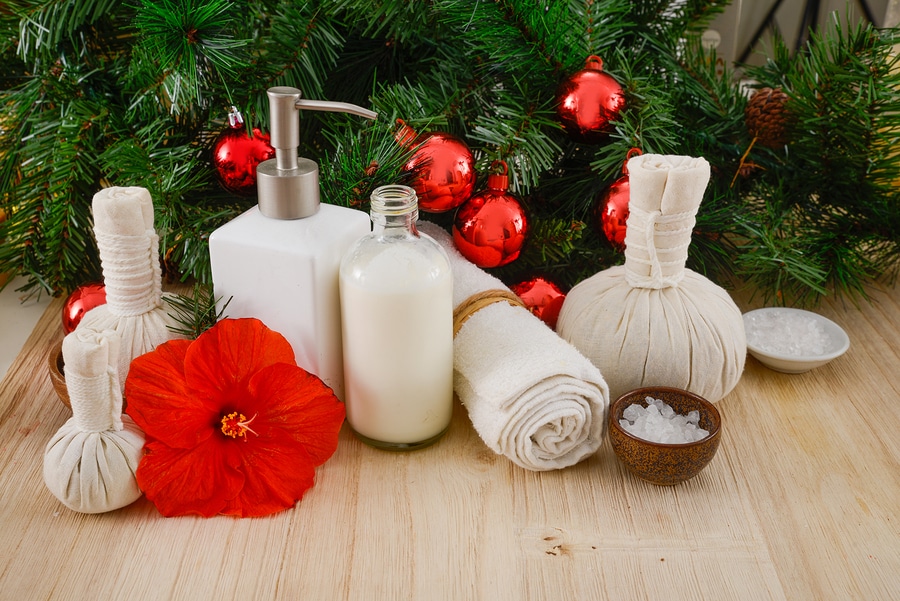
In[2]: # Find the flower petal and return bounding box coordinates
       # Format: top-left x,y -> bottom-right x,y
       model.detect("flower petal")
137,438 -> 244,517
221,452 -> 316,518
125,339 -> 217,448
247,363 -> 346,465
183,318 -> 296,403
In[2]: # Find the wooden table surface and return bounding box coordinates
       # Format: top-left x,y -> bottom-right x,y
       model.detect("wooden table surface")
1,283 -> 898,601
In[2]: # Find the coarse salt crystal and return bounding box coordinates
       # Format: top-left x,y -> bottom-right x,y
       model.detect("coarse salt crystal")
745,310 -> 831,356
619,396 -> 710,444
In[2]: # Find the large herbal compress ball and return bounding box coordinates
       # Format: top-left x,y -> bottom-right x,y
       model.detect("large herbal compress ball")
557,154 -> 746,403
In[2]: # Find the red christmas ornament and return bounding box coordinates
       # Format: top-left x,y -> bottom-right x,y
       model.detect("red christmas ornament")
453,160 -> 528,268
596,148 -> 642,251
556,55 -> 626,143
213,107 -> 276,197
396,119 -> 476,213
62,282 -> 107,334
511,276 -> 566,329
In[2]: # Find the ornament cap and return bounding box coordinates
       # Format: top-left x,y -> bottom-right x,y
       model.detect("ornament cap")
258,87 -> 377,220
394,119 -> 419,147
487,161 -> 509,192
487,160 -> 509,191
227,106 -> 244,129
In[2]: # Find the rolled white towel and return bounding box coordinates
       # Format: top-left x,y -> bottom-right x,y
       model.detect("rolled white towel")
44,327 -> 144,513
78,186 -> 184,393
419,222 -> 609,471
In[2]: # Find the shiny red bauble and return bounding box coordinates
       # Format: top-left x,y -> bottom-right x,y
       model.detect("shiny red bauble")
62,282 -> 107,333
596,148 -> 642,251
452,160 -> 528,268
396,119 -> 476,213
597,176 -> 630,251
556,55 -> 626,143
212,108 -> 276,197
511,276 -> 566,330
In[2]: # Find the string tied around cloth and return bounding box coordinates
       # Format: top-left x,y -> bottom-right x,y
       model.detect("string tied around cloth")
453,289 -> 526,337
623,204 -> 697,289
94,229 -> 164,316
62,327 -> 124,433
67,368 -> 123,432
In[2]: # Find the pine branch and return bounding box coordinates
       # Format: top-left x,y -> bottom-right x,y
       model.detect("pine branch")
6,95 -> 107,295
163,282 -> 230,338
329,0 -> 435,45
319,120 -> 413,211
13,0 -> 119,62
733,197 -> 831,306
736,16 -> 900,303
131,0 -> 248,115
466,77 -> 562,194
630,0 -> 729,40
433,0 -> 567,80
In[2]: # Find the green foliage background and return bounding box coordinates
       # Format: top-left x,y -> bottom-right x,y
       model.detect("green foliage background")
1,0 -> 899,306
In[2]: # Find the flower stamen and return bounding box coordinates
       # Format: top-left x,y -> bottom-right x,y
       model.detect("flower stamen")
221,412 -> 259,441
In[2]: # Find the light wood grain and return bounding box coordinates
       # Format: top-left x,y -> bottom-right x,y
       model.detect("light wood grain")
1,283 -> 899,601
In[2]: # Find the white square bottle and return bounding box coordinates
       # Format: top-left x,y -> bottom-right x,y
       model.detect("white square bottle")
209,87 -> 375,400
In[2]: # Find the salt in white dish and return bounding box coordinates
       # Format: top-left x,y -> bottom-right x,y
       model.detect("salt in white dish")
742,307 -> 850,374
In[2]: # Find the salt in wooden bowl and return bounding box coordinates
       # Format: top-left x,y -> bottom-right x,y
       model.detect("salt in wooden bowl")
609,387 -> 722,486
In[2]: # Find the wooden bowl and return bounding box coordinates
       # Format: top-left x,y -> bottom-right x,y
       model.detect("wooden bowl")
47,340 -> 70,409
609,387 -> 722,486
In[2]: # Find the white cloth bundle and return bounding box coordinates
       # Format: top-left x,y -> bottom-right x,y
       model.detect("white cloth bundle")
44,327 -> 144,513
557,154 -> 746,403
78,186 -> 183,392
419,223 -> 609,471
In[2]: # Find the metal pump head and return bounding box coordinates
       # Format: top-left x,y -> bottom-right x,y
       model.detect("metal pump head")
256,87 -> 378,219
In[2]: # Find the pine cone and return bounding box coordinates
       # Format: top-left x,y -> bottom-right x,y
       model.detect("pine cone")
745,87 -> 789,149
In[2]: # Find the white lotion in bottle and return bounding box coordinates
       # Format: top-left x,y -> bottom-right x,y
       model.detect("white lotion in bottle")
209,87 -> 375,400
340,185 -> 454,450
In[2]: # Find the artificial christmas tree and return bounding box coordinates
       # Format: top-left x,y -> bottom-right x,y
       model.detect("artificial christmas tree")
1,1 -> 898,306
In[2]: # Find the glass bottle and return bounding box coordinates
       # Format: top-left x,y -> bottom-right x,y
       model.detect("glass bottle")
339,185 -> 454,450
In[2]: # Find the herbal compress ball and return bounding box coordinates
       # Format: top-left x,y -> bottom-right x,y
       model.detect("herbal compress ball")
556,154 -> 746,403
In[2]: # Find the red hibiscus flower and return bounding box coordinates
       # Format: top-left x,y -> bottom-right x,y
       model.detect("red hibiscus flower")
124,318 -> 345,518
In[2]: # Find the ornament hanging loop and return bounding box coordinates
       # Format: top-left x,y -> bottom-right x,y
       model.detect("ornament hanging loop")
585,55 -> 604,70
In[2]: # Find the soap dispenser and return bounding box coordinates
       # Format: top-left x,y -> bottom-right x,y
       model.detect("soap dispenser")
208,87 -> 375,400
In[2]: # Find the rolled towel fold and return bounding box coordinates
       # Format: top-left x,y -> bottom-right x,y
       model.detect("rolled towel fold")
79,186 -> 184,393
419,222 -> 609,471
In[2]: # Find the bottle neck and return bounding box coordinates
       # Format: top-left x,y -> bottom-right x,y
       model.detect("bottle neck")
370,185 -> 419,237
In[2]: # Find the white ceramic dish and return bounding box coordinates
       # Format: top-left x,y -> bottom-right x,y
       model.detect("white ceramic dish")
742,308 -> 850,374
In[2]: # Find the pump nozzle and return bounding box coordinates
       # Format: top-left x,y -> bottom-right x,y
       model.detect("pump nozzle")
295,98 -> 378,120
266,87 -> 377,171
